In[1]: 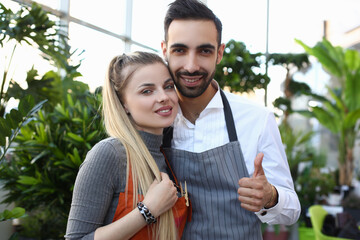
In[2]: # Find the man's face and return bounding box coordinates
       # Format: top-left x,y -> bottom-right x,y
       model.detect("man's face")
162,20 -> 225,98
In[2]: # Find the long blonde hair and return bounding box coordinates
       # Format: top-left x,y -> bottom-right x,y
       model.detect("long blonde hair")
102,52 -> 177,239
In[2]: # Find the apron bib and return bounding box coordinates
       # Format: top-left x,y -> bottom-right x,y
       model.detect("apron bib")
112,161 -> 190,239
162,90 -> 262,240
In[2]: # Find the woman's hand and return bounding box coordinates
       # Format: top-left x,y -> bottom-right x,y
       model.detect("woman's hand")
142,172 -> 178,217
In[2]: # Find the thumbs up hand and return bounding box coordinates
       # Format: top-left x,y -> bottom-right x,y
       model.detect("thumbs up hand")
237,153 -> 277,212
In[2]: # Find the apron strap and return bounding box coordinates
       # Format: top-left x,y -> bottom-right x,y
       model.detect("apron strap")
160,147 -> 179,185
162,89 -> 238,146
220,90 -> 238,142
162,127 -> 173,148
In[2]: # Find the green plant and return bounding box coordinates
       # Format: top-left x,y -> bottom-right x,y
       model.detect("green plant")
215,39 -> 270,94
0,2 -> 86,115
278,121 -> 336,226
278,122 -> 315,182
0,2 -> 104,237
0,90 -> 105,238
0,95 -> 46,222
0,207 -> 25,222
1,2 -> 61,115
295,38 -> 360,186
0,96 -> 46,160
296,165 -> 336,207
268,53 -> 310,121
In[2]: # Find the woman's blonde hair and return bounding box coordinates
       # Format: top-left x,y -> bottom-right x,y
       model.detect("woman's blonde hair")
102,52 -> 177,239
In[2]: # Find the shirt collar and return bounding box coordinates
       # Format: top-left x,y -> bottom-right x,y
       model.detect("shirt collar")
206,80 -> 223,110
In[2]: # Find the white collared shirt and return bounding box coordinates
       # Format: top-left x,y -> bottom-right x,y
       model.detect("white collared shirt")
171,83 -> 301,225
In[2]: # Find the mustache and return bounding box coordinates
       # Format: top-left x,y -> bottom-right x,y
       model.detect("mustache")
176,71 -> 207,78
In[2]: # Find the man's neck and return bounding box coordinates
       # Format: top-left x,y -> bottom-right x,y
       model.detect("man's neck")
178,80 -> 218,124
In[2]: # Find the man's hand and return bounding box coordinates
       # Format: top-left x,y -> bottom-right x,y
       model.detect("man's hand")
237,153 -> 276,212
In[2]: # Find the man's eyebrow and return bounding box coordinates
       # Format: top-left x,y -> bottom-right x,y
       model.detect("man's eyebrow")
170,43 -> 216,50
170,43 -> 188,49
197,44 -> 216,50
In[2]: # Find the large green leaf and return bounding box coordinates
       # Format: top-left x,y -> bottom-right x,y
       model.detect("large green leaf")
344,70 -> 360,111
344,109 -> 360,129
18,95 -> 35,115
312,107 -> 340,133
295,39 -> 343,77
345,49 -> 360,71
6,109 -> 23,129
0,117 -> 11,139
66,132 -> 84,143
17,176 -> 40,185
0,207 -> 25,221
326,87 -> 346,113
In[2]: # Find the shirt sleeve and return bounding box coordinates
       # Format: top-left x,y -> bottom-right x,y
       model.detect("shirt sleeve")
65,140 -> 125,239
254,113 -> 301,225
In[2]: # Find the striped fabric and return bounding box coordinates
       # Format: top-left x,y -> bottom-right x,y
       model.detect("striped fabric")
163,141 -> 262,240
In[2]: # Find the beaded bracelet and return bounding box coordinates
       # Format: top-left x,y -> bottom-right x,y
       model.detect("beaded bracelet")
137,202 -> 157,224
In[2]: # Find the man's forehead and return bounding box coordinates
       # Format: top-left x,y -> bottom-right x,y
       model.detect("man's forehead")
167,19 -> 218,45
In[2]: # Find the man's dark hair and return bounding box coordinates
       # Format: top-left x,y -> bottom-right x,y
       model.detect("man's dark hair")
164,0 -> 222,46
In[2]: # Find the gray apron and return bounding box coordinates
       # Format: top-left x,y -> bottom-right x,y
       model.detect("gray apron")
162,90 -> 262,240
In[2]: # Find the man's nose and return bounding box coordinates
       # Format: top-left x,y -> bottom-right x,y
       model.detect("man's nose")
183,52 -> 200,73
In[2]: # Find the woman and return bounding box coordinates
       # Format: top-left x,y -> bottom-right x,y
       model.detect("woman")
65,52 -> 189,240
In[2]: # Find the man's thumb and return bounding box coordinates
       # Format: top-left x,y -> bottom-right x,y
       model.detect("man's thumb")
252,153 -> 264,178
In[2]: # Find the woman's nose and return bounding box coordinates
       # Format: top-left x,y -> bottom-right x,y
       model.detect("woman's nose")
158,90 -> 169,103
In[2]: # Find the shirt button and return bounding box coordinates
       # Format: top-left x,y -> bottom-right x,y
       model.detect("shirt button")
261,211 -> 267,216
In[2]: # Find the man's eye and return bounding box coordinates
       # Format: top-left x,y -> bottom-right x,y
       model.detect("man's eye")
201,49 -> 212,54
173,48 -> 184,53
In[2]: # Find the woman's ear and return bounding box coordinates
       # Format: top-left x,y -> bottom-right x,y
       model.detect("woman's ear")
123,104 -> 130,114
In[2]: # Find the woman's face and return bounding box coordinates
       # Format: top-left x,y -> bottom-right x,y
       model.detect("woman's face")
122,62 -> 178,135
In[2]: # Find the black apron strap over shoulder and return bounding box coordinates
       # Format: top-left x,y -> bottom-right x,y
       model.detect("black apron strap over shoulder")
162,126 -> 173,148
220,90 -> 238,142
162,89 -> 238,147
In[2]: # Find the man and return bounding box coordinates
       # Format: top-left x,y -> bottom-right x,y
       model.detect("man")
161,0 -> 301,239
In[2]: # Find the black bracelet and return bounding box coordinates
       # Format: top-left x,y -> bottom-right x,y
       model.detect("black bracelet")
137,202 -> 157,224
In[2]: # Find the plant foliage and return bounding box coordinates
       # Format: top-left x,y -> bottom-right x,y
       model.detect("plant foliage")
0,2 -> 86,116
0,207 -> 25,221
295,38 -> 360,186
0,96 -> 46,223
0,2 -> 103,237
215,39 -> 270,93
0,90 -> 105,238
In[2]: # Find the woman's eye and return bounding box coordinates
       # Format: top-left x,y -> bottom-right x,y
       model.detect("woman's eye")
165,84 -> 175,90
141,89 -> 152,94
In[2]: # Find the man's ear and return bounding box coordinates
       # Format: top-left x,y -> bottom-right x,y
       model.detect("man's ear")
161,41 -> 167,59
216,43 -> 226,64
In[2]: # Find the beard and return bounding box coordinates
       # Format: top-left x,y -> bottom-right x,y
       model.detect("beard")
170,68 -> 216,98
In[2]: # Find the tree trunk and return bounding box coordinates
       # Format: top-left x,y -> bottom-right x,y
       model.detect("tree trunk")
338,145 -> 354,186
345,146 -> 354,186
